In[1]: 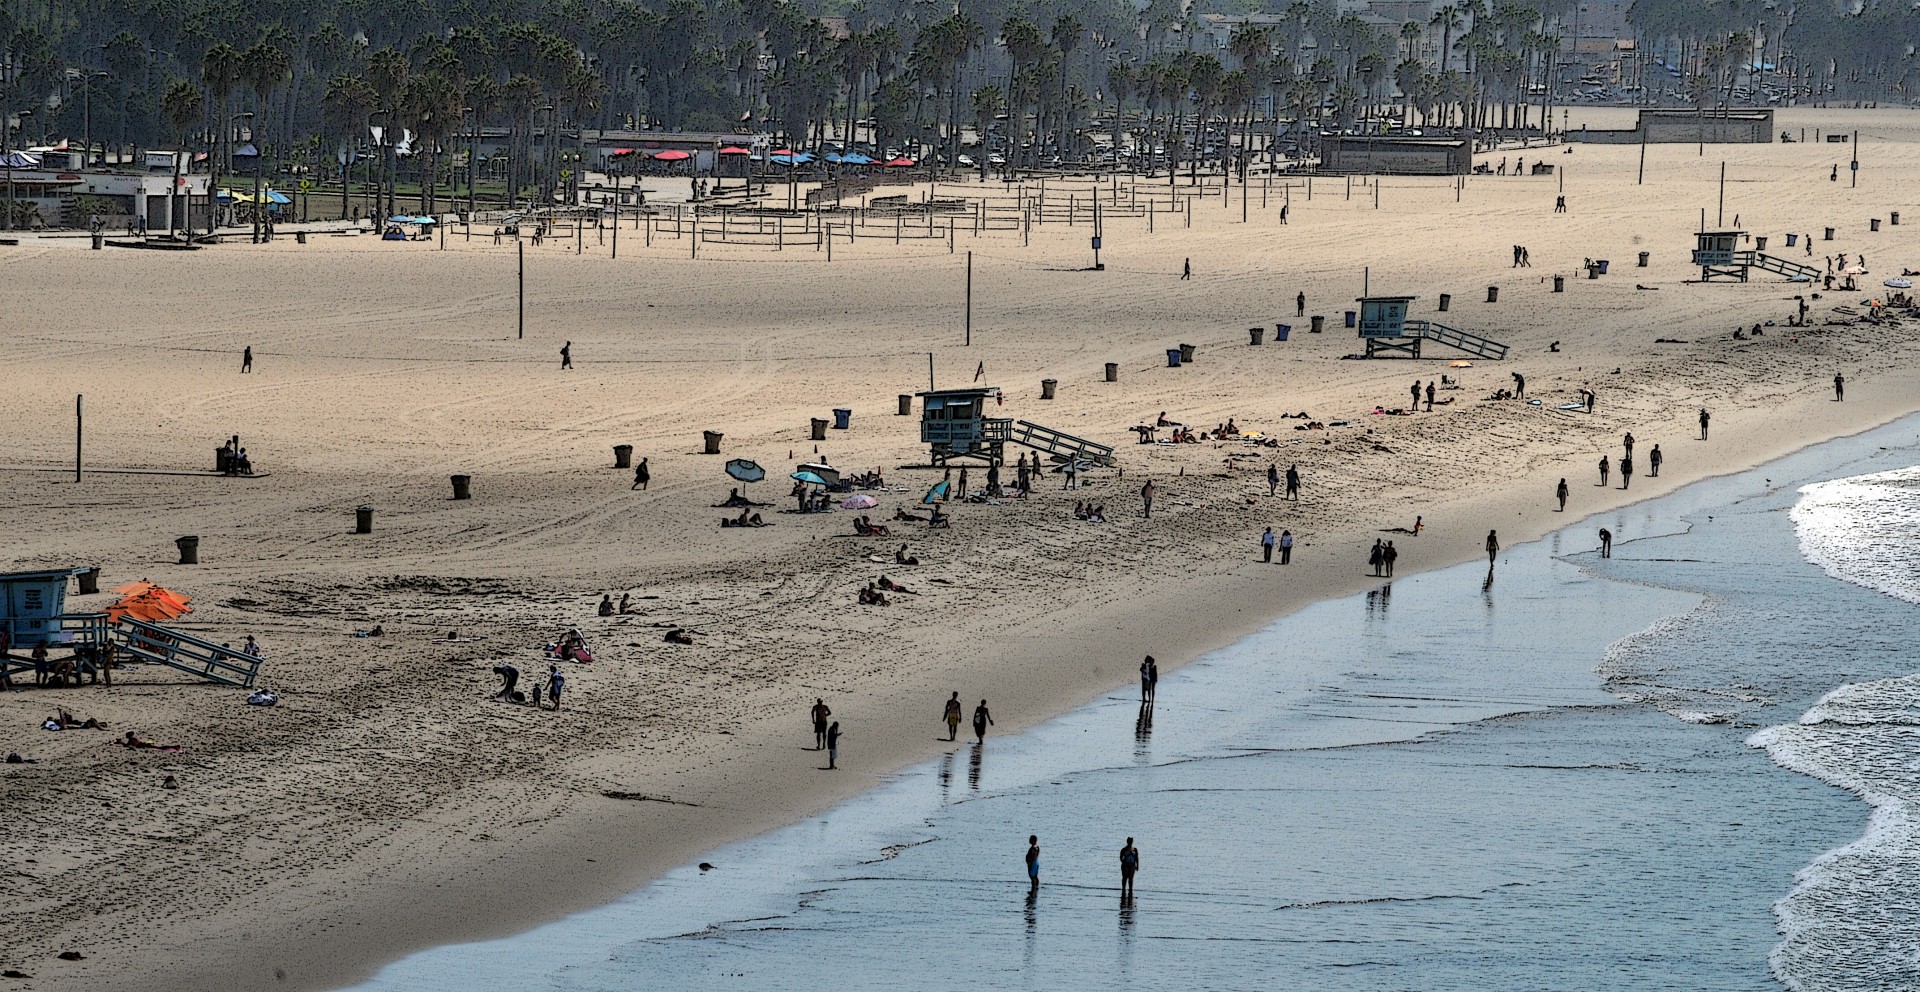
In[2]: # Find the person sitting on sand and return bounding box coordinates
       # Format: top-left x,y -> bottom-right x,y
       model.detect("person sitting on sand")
598,594 -> 615,617
1073,501 -> 1090,520
1088,504 -> 1107,523
664,629 -> 694,645
927,505 -> 950,528
1156,411 -> 1173,427
858,583 -> 890,606
895,544 -> 920,566
1223,418 -> 1239,435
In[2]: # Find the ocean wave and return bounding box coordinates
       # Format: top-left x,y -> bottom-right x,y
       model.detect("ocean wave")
1791,467 -> 1920,607
1752,675 -> 1920,990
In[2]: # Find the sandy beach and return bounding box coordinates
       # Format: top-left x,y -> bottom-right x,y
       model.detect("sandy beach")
4,106 -> 1920,991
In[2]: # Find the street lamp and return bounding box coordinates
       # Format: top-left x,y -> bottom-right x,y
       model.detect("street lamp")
5,109 -> 34,232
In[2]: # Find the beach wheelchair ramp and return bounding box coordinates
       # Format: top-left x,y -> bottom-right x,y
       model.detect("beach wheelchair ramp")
111,616 -> 264,688
1007,420 -> 1116,467
1370,320 -> 1510,360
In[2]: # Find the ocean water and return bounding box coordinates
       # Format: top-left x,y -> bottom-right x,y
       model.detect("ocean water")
348,417 -> 1920,992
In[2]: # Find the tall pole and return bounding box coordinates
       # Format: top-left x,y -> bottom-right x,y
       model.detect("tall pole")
927,352 -> 935,391
1851,130 -> 1858,188
518,237 -> 525,339
1637,126 -> 1646,185
964,250 -> 973,346
1718,161 -> 1725,227
74,394 -> 83,483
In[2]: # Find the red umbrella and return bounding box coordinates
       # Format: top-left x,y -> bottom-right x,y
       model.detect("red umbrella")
653,149 -> 692,161
883,157 -> 916,168
718,146 -> 750,155
609,148 -> 637,156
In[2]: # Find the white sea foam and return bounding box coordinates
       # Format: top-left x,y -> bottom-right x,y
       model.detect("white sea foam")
1790,467 -> 1920,606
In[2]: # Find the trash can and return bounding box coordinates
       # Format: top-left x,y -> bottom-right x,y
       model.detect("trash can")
1893,212 -> 1901,226
355,505 -> 374,534
832,408 -> 852,429
1310,315 -> 1325,333
1105,362 -> 1118,382
1870,218 -> 1881,232
898,394 -> 912,415
296,231 -> 308,244
76,567 -> 101,595
1786,233 -> 1799,246
1553,275 -> 1565,292
450,475 -> 471,499
1825,227 -> 1835,240
214,446 -> 232,473
810,418 -> 829,441
1597,259 -> 1610,274
1587,265 -> 1598,280
175,536 -> 200,565
1344,310 -> 1357,328
1437,293 -> 1451,312
1755,237 -> 1768,251
90,232 -> 104,250
1041,378 -> 1058,399
1487,286 -> 1499,303
613,444 -> 633,469
1274,324 -> 1291,342
1638,251 -> 1651,267
702,431 -> 723,454
1179,343 -> 1196,362
1166,348 -> 1182,368
1249,327 -> 1265,345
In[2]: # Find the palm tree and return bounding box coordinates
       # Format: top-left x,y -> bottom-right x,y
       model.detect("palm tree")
241,42 -> 291,242
366,48 -> 409,219
323,73 -> 377,220
199,42 -> 241,230
1430,4 -> 1466,74
970,83 -> 1003,181
559,63 -> 603,205
1050,15 -> 1083,165
1400,21 -> 1424,67
1228,25 -> 1271,179
160,79 -> 202,236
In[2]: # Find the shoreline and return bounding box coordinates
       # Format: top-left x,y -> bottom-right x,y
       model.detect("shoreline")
4,108 -> 1920,991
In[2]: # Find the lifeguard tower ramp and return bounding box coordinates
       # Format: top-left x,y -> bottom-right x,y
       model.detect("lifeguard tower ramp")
916,388 -> 1114,467
110,615 -> 263,688
1356,296 -> 1509,360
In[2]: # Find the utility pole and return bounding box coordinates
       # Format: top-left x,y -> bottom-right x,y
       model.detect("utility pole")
518,237 -> 525,339
964,250 -> 973,345
74,394 -> 83,483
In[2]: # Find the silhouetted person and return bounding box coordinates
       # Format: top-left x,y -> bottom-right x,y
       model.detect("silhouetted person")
973,699 -> 994,742
1027,834 -> 1041,889
631,457 -> 650,491
1485,530 -> 1500,568
1296,291 -> 1306,316
1835,372 -> 1845,401
1599,528 -> 1613,558
1181,258 -> 1191,280
826,721 -> 841,768
1285,464 -> 1299,500
1119,838 -> 1140,900
1556,477 -> 1569,511
241,346 -> 253,373
944,691 -> 963,740
1599,454 -> 1610,487
560,341 -> 573,369
1648,445 -> 1662,477
1699,408 -> 1710,440
810,698 -> 831,749
1268,463 -> 1280,497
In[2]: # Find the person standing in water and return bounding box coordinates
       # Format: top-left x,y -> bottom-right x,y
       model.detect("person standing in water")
1026,835 -> 1041,889
810,698 -> 832,750
943,692 -> 963,741
1556,478 -> 1569,511
973,700 -> 995,742
1485,530 -> 1500,567
1599,528 -> 1613,558
1119,838 -> 1140,900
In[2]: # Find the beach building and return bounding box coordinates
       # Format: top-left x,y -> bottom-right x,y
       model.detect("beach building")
1319,136 -> 1470,175
1569,109 -> 1775,145
1,152 -> 211,230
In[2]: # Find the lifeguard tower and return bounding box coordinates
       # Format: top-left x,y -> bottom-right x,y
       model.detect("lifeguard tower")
1692,230 -> 1819,282
0,566 -> 261,687
915,387 -> 1114,468
1355,295 -> 1509,360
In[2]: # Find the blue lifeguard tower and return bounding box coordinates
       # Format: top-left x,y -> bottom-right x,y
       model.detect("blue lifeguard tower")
915,387 -> 1115,468
0,567 -> 262,687
0,567 -> 96,649
1691,230 -> 1818,282
1356,295 -> 1509,360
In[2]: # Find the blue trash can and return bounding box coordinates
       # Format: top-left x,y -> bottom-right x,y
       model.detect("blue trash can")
1166,348 -> 1182,368
1786,233 -> 1799,246
1344,310 -> 1357,328
1275,323 -> 1291,341
832,408 -> 852,429
1596,259 -> 1610,274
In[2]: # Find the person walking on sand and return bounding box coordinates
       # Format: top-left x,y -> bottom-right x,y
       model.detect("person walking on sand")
560,341 -> 573,369
1384,541 -> 1398,577
1286,464 -> 1300,500
1598,454 -> 1610,487
1649,445 -> 1663,478
1027,835 -> 1042,889
944,692 -> 964,741
974,700 -> 995,742
1599,528 -> 1613,558
1513,244 -> 1523,267
1835,372 -> 1846,401
1181,258 -> 1191,280
1623,432 -> 1635,459
1296,291 -> 1306,317
811,698 -> 832,750
545,665 -> 565,711
1620,454 -> 1633,489
958,467 -> 969,500
1369,539 -> 1384,577
1140,479 -> 1154,519
1410,380 -> 1421,410
631,457 -> 650,491
1120,838 -> 1140,900
1262,526 -> 1276,562
1425,380 -> 1436,412
1699,408 -> 1711,440
826,721 -> 841,769
1279,528 -> 1294,564
241,346 -> 253,373
1556,477 -> 1569,511
1268,463 -> 1280,497
1486,530 -> 1500,567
